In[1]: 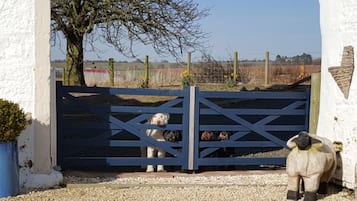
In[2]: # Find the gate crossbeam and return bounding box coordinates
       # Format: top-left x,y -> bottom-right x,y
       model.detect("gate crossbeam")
64,94 -> 180,156
199,97 -> 287,147
198,98 -> 307,158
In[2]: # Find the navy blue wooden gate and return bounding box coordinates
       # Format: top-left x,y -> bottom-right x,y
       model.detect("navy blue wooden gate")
56,82 -> 190,170
56,82 -> 310,170
193,88 -> 310,169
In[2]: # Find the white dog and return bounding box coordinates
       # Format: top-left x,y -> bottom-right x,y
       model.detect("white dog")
145,113 -> 170,172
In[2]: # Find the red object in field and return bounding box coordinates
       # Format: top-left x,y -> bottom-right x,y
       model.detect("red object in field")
84,68 -> 108,74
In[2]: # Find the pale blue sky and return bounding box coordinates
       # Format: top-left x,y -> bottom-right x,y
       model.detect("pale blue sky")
51,0 -> 321,62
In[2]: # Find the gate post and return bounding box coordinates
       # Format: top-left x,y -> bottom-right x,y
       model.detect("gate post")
309,73 -> 320,134
188,86 -> 199,170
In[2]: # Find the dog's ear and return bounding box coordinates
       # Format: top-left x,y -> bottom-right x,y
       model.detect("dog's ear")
164,113 -> 170,120
147,115 -> 153,124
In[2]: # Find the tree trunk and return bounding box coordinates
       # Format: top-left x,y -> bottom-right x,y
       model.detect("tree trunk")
63,34 -> 86,86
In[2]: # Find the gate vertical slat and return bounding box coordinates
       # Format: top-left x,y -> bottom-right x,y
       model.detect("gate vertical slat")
192,86 -> 200,170
181,86 -> 190,170
55,81 -> 64,167
186,86 -> 195,170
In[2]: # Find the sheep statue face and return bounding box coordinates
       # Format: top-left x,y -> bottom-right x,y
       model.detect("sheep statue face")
286,131 -> 337,201
292,131 -> 321,150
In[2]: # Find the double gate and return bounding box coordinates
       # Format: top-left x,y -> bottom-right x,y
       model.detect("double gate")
56,82 -> 310,170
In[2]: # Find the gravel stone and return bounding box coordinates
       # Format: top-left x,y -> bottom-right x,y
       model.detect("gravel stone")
0,172 -> 354,201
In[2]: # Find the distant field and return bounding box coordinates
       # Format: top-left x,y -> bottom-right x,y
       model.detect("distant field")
51,60 -> 181,69
52,61 -> 320,89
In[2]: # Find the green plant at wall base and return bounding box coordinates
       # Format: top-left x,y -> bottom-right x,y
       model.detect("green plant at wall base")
180,69 -> 192,88
224,72 -> 238,88
0,99 -> 27,142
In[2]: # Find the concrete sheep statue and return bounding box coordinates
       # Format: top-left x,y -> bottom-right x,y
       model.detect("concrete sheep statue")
286,131 -> 337,201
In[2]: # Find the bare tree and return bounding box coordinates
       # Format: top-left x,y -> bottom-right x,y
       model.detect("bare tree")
51,0 -> 209,86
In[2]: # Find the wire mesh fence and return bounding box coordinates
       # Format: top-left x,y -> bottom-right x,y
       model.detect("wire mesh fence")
53,60 -> 320,88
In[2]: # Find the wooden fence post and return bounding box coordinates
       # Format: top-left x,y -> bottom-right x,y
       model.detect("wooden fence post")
144,55 -> 149,87
187,52 -> 191,74
234,51 -> 238,82
264,51 -> 270,86
309,72 -> 321,134
108,58 -> 114,86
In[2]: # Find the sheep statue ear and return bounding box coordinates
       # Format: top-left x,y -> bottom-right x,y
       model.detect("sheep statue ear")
287,135 -> 299,149
310,137 -> 323,149
311,137 -> 322,145
304,131 -> 323,149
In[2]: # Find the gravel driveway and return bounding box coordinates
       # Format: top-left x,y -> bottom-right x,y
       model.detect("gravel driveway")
0,170 -> 354,201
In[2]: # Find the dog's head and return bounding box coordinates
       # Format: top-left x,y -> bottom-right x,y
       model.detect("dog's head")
287,131 -> 322,150
200,131 -> 216,141
163,130 -> 182,142
147,113 -> 170,127
217,131 -> 230,141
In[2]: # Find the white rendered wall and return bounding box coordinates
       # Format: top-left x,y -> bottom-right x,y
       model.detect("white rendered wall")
0,0 -> 36,187
319,0 -> 357,189
0,0 -> 62,189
